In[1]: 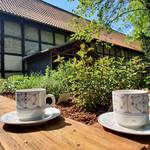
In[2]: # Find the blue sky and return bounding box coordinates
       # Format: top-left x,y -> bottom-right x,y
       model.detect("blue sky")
43,0 -> 78,13
43,0 -> 130,34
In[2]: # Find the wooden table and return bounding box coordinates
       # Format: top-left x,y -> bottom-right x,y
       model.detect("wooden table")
0,96 -> 150,150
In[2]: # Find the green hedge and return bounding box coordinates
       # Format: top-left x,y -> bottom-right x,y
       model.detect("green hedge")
0,72 -> 68,99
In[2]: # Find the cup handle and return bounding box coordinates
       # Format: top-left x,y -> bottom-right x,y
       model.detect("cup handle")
46,94 -> 56,106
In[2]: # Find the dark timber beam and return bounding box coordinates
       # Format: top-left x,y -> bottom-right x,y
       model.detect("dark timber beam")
65,35 -> 67,43
1,19 -> 5,78
52,31 -> 55,45
49,51 -> 53,69
102,43 -> 105,57
38,29 -> 41,52
21,21 -> 25,74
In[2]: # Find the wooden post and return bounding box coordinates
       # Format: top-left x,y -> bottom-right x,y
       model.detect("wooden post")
65,35 -> 67,43
49,51 -> 53,69
38,28 -> 41,51
1,19 -> 5,78
21,21 -> 25,75
102,43 -> 105,57
52,31 -> 55,45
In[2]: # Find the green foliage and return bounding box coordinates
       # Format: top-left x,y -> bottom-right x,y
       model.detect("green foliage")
0,72 -> 68,99
144,75 -> 150,89
42,67 -> 69,99
68,0 -> 150,59
69,0 -> 150,37
69,18 -> 104,43
54,44 -> 148,110
140,33 -> 150,61
0,74 -> 44,93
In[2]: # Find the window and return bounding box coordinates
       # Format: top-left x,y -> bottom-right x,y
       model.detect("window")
98,54 -> 103,58
0,41 -> 1,53
104,46 -> 109,56
2,21 -> 23,77
124,50 -> 128,57
24,62 -> 28,71
4,37 -> 21,54
66,35 -> 70,42
104,47 -> 109,55
0,21 -> 1,35
41,44 -> 53,51
25,26 -> 38,41
110,48 -> 115,56
90,42 -> 95,49
5,55 -> 22,71
5,72 -> 22,78
24,25 -> 39,55
25,41 -> 39,55
0,38 -> 1,53
128,51 -> 132,58
55,33 -> 65,45
131,52 -> 134,58
0,21 -> 1,53
121,49 -> 125,57
0,54 -> 1,70
96,44 -> 103,54
133,53 -> 138,57
41,30 -> 53,43
116,49 -> 121,57
4,21 -> 21,38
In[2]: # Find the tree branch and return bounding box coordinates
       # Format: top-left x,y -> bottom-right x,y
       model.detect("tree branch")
110,8 -> 146,23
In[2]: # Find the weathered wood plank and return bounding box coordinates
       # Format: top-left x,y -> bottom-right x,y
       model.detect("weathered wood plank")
0,142 -> 5,150
0,96 -> 150,150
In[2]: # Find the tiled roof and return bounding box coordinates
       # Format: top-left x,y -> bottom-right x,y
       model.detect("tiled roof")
0,0 -> 75,31
0,0 -> 141,51
99,31 -> 141,51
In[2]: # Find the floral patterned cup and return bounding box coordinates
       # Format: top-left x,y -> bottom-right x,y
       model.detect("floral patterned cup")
112,90 -> 149,128
16,88 -> 56,121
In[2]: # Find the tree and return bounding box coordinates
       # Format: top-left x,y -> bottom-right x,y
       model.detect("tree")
68,0 -> 150,60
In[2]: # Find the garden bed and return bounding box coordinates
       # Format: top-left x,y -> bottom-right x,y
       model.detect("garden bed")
2,93 -> 106,125
55,100 -> 106,125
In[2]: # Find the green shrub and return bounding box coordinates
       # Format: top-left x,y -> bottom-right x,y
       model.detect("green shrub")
41,67 -> 69,99
0,71 -> 68,99
144,75 -> 150,89
0,74 -> 44,94
55,44 -> 148,110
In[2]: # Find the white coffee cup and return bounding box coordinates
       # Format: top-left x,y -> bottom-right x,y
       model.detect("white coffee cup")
112,90 -> 149,128
16,88 -> 56,121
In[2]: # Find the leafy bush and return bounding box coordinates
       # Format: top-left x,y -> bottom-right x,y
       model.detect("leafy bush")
0,72 -> 67,99
55,44 -> 148,110
0,74 -> 43,93
144,75 -> 150,89
41,67 -> 69,99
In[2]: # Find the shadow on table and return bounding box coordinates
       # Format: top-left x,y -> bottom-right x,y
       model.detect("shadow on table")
3,116 -> 71,133
103,127 -> 150,145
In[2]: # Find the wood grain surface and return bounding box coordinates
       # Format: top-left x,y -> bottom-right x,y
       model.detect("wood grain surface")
0,96 -> 150,150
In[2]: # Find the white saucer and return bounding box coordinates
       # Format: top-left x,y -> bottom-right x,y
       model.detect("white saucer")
0,108 -> 61,126
98,112 -> 150,135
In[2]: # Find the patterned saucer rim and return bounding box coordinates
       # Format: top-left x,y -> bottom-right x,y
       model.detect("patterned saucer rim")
98,112 -> 150,135
0,107 -> 61,125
